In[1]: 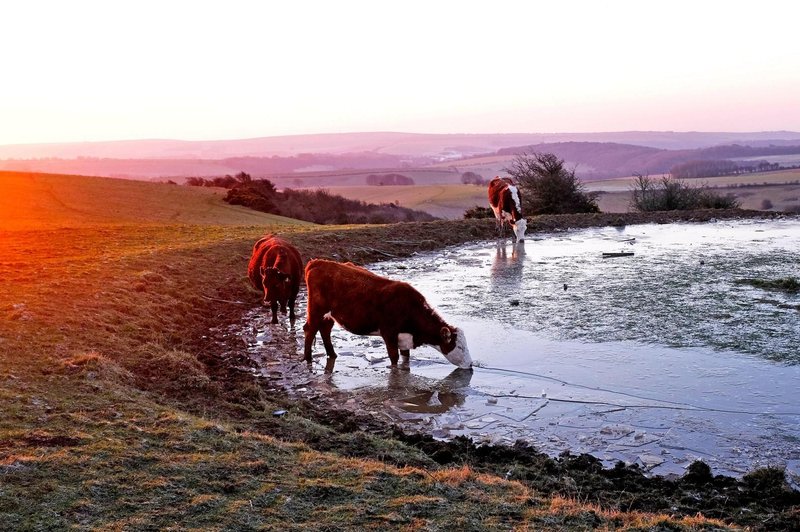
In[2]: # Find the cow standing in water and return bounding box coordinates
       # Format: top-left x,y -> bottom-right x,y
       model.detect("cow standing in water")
303,259 -> 472,372
247,235 -> 303,323
488,176 -> 527,242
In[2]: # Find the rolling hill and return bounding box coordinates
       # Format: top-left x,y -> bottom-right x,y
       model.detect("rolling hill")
0,170 -> 309,231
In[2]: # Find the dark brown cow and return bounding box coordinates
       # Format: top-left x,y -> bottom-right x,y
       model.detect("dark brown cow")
303,259 -> 471,371
488,176 -> 527,242
247,235 -> 303,323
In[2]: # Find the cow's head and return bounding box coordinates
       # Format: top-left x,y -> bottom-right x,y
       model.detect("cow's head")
512,218 -> 527,242
438,326 -> 472,369
261,266 -> 291,309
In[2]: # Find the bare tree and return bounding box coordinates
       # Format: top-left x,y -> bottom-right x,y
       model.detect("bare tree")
506,152 -> 599,214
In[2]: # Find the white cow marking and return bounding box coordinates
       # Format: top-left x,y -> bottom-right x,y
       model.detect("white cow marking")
507,184 -> 521,212
398,333 -> 414,350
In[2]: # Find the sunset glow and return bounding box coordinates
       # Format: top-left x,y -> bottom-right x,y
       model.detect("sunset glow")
1,0 -> 798,145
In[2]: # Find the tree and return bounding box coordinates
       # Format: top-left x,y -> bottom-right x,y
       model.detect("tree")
506,152 -> 599,214
234,171 -> 253,184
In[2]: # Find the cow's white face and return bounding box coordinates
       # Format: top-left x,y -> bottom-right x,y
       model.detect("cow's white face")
441,327 -> 471,368
513,219 -> 527,242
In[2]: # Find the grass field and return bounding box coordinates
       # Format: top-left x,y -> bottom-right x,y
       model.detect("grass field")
0,170 -> 789,529
0,170 -> 308,230
316,184 -> 487,219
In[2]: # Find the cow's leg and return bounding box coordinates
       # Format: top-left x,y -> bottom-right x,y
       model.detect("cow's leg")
399,349 -> 411,370
288,296 -> 297,323
270,299 -> 279,324
382,332 -> 400,366
318,315 -> 337,359
398,332 -> 412,370
302,313 -> 322,363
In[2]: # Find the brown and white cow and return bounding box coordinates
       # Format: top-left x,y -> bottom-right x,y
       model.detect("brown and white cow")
302,259 -> 471,370
247,235 -> 303,323
488,176 -> 527,242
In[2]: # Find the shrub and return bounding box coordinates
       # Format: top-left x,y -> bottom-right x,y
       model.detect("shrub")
506,152 -> 599,214
761,199 -> 774,210
630,174 -> 740,212
463,206 -> 494,219
461,171 -> 485,185
223,179 -> 435,224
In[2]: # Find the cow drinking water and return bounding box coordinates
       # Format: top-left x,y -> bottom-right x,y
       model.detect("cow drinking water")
488,176 -> 527,242
303,259 -> 471,371
247,235 -> 303,323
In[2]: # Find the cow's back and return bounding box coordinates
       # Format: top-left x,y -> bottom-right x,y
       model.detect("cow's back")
305,259 -> 388,300
305,259 -> 417,335
488,177 -> 512,208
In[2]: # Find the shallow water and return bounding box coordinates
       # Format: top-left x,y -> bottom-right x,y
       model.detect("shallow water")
244,218 -> 800,478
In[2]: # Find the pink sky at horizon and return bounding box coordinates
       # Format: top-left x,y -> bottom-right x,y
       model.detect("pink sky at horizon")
1,1 -> 798,145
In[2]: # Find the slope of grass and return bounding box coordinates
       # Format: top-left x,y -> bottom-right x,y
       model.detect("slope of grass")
0,171 -> 309,230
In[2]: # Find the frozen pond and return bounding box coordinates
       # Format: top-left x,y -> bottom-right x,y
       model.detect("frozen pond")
245,218 -> 800,478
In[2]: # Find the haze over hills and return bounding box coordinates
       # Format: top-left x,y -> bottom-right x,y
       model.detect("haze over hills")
4,131 -> 800,160
2,130 -> 800,185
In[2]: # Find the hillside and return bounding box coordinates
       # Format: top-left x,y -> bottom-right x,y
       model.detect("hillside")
0,171 -> 309,230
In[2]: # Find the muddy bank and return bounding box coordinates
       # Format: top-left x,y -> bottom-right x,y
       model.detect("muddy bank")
206,209 -> 799,530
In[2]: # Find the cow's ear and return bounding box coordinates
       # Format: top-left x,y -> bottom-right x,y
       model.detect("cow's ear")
440,327 -> 452,344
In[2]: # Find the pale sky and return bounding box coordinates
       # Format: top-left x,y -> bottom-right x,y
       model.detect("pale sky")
1,0 -> 798,145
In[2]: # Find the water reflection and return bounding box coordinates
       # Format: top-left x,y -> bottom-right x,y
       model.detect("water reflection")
386,367 -> 473,414
490,241 -> 526,292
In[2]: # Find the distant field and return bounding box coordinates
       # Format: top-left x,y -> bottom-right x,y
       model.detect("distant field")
320,168 -> 800,218
586,169 -> 800,213
0,171 -> 308,230
586,168 -> 800,192
732,155 -> 800,165
430,154 -> 514,180
315,184 -> 487,219
272,168 -> 461,188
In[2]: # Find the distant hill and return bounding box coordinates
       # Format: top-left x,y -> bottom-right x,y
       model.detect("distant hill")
3,131 -> 800,184
494,142 -> 800,179
3,130 -> 800,160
